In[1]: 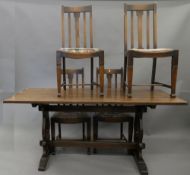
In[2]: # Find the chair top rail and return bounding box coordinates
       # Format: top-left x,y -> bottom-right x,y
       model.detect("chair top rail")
62,5 -> 92,13
124,3 -> 156,12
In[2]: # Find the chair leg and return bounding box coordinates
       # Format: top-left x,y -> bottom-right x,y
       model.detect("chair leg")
93,117 -> 98,153
82,122 -> 85,140
87,119 -> 91,154
123,56 -> 127,91
56,51 -> 62,97
128,118 -> 134,143
171,51 -> 178,98
91,57 -> 94,90
51,120 -> 55,154
127,118 -> 134,155
99,52 -> 104,96
120,122 -> 123,140
58,123 -> 61,139
127,56 -> 134,98
151,58 -> 157,91
62,57 -> 66,91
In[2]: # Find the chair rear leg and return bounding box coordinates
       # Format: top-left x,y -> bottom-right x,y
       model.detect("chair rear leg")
93,117 -> 98,153
91,57 -> 94,90
151,58 -> 157,91
123,56 -> 127,91
120,122 -> 128,154
82,122 -> 85,140
171,51 -> 178,98
56,51 -> 62,97
58,123 -> 62,139
51,120 -> 56,154
120,122 -> 124,140
87,119 -> 91,154
62,57 -> 66,91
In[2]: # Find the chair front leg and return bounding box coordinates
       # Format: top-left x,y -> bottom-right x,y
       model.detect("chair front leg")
127,117 -> 134,155
82,122 -> 85,140
123,56 -> 127,91
171,51 -> 179,98
127,54 -> 134,98
62,57 -> 66,91
151,58 -> 157,91
99,51 -> 104,96
128,118 -> 134,143
56,51 -> 62,97
120,122 -> 124,140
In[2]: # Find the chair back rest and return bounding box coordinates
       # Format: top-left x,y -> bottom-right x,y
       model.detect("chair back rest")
124,3 -> 157,56
61,5 -> 93,48
96,68 -> 123,90
65,68 -> 84,88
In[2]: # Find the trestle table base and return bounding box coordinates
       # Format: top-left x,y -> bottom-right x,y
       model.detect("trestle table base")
35,104 -> 149,175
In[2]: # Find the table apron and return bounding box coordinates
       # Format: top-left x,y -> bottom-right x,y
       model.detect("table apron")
34,104 -> 149,113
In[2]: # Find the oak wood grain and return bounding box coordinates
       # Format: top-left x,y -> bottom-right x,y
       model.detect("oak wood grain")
3,88 -> 187,105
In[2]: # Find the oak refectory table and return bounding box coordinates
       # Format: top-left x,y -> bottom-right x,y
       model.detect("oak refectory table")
3,88 -> 187,175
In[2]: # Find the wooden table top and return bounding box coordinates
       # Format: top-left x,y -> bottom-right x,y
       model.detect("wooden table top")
3,88 -> 187,105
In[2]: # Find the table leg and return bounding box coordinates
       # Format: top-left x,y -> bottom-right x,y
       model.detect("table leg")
38,110 -> 51,171
133,107 -> 148,175
133,153 -> 148,175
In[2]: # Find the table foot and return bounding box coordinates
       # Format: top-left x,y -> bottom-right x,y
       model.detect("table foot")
38,154 -> 49,171
133,154 -> 148,175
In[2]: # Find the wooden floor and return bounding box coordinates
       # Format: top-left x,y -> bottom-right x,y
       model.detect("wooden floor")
3,88 -> 187,105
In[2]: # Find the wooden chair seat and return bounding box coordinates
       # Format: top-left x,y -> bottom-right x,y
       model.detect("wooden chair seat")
129,48 -> 175,55
51,112 -> 90,124
51,68 -> 91,154
94,113 -> 134,123
51,112 -> 91,154
93,113 -> 134,153
59,48 -> 103,59
93,68 -> 134,153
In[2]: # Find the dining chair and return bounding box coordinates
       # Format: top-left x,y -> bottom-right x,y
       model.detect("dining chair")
56,5 -> 104,97
51,68 -> 91,154
123,3 -> 179,97
93,68 -> 134,153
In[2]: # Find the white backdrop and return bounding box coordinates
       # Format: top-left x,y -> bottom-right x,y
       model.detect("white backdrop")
1,0 -> 190,132
0,0 -> 190,91
0,1 -> 190,175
